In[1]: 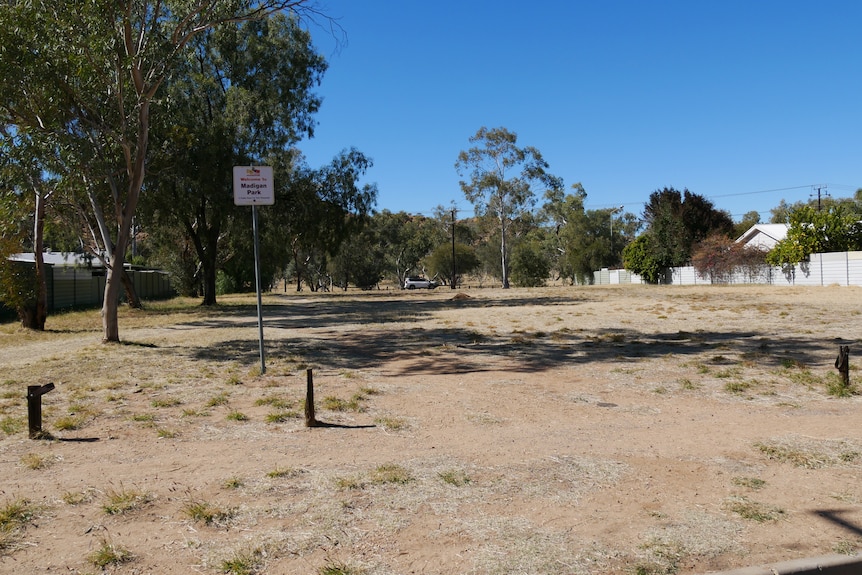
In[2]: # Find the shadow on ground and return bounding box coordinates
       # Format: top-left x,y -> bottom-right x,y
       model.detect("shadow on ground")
177,293 -> 590,332
120,292 -> 852,377
187,325 -> 846,377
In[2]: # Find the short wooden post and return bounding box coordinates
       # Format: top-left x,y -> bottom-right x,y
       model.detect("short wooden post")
27,383 -> 55,439
835,346 -> 850,387
304,368 -> 318,427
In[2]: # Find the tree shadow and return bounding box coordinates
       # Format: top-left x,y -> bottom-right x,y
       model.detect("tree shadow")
180,293 -> 589,332
188,324 -> 847,377
812,509 -> 862,537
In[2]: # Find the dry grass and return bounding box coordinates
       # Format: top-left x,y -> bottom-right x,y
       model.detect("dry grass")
0,287 -> 860,574
754,436 -> 862,469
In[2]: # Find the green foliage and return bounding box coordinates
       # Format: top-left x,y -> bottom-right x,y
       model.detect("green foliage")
766,204 -> 862,266
732,210 -> 762,238
643,188 -> 734,269
456,126 -> 562,288
439,469 -> 471,486
0,258 -> 38,322
183,500 -> 233,525
724,496 -> 784,522
221,546 -> 266,575
426,242 -> 480,287
372,210 -> 442,286
329,223 -> 385,290
623,234 -> 664,283
369,464 -> 412,485
145,13 -> 331,304
319,561 -> 363,575
2,0 -> 330,339
510,235 -> 551,287
268,150 -> 377,293
543,184 -> 640,283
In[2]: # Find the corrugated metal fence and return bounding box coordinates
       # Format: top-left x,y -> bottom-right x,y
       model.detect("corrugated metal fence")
595,251 -> 862,287
47,266 -> 174,311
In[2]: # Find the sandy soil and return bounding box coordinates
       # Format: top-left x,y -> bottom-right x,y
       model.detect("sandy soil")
0,284 -> 860,575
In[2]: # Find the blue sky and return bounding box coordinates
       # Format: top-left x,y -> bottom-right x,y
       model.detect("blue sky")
299,0 -> 862,222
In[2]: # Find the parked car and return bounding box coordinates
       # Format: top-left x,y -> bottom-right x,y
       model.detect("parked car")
404,276 -> 437,290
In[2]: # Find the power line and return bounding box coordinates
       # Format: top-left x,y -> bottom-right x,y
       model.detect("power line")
706,185 -> 814,199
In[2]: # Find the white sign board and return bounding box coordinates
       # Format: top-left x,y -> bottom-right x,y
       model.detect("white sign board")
233,166 -> 275,206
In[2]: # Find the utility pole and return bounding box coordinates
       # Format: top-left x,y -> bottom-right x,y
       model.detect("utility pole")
811,185 -> 829,211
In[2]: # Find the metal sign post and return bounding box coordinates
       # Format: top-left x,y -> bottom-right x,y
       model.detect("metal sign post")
233,166 -> 275,375
251,204 -> 266,374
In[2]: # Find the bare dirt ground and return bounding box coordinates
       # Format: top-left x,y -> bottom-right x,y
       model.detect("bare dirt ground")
0,284 -> 860,575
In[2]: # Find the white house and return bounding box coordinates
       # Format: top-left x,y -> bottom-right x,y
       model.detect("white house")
735,224 -> 789,250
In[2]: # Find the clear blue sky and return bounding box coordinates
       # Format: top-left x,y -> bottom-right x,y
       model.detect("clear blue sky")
299,0 -> 862,222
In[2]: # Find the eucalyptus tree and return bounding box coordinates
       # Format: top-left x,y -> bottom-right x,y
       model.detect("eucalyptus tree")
328,222 -> 386,290
0,0 -> 321,342
0,163 -> 39,325
269,148 -> 377,292
0,129 -> 60,328
145,12 -> 327,305
455,127 -> 562,288
543,184 -> 638,284
371,210 -> 441,286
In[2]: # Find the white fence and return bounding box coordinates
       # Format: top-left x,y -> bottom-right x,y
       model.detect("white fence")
595,251 -> 862,287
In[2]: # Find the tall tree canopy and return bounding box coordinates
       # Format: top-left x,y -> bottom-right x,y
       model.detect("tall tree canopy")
543,183 -> 638,284
642,187 -> 734,268
455,127 -> 562,288
144,12 -> 327,305
0,0 -> 319,341
269,148 -> 377,292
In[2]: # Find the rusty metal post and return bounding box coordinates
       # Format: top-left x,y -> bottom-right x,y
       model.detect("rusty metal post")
27,383 -> 55,439
835,346 -> 850,387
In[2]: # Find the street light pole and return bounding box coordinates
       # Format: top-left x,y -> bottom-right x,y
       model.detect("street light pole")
609,205 -> 624,267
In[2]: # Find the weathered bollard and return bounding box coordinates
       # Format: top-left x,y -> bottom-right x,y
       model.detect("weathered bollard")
835,346 -> 850,387
27,383 -> 55,439
305,368 -> 318,427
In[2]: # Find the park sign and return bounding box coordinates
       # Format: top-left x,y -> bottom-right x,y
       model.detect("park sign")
233,166 -> 275,206
232,165 -> 274,373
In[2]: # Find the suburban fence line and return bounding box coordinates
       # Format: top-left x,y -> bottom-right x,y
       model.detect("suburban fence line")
42,265 -> 173,312
595,250 -> 862,287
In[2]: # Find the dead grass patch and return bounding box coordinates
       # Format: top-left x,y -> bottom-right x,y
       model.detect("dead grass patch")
755,436 -> 862,469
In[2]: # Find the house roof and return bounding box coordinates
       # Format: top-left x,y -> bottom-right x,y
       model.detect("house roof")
735,224 -> 789,247
9,252 -> 101,267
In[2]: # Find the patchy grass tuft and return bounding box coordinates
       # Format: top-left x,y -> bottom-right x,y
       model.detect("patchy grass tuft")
724,496 -> 784,522
370,463 -> 412,485
103,485 -> 152,515
88,539 -> 133,567
182,500 -> 233,526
